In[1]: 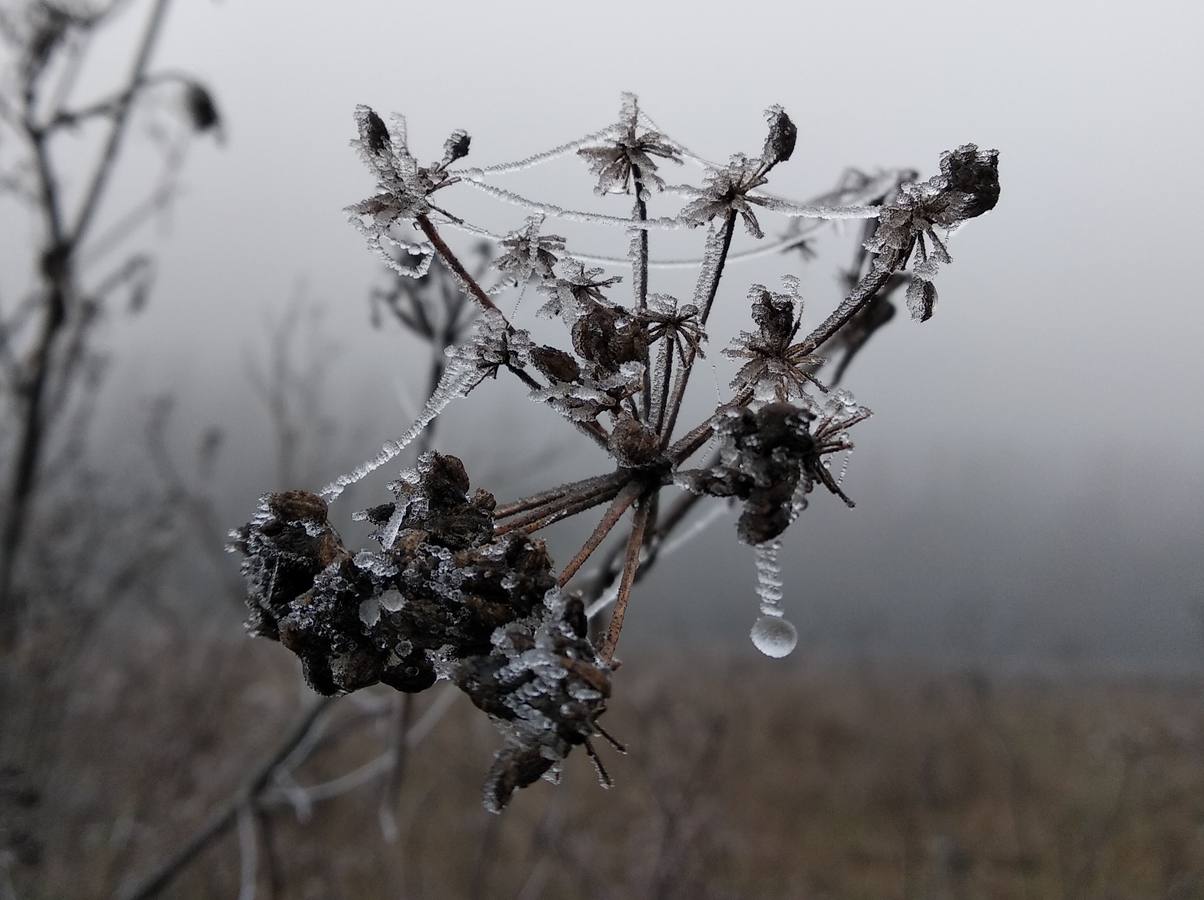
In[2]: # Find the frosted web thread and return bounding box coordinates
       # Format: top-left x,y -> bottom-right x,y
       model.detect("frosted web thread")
319,355 -> 478,501
453,178 -> 689,231
640,106 -> 908,210
746,194 -> 880,220
449,211 -> 851,269
448,126 -> 619,175
638,109 -> 718,170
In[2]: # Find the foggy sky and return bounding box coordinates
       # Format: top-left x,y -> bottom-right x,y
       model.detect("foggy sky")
3,0 -> 1202,672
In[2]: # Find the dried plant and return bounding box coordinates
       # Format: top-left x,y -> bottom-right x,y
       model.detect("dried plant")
0,0 -> 221,636
233,93 -> 1000,811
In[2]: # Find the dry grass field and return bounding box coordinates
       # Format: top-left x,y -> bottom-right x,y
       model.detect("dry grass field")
9,621 -> 1204,900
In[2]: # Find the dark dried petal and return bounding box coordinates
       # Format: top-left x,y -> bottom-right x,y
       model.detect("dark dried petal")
572,303 -> 646,373
184,82 -> 220,135
234,455 -> 558,697
443,129 -> 471,164
749,286 -> 795,350
690,404 -> 817,545
762,106 -> 797,165
530,345 -> 581,384
234,490 -> 347,641
608,414 -> 661,468
456,595 -> 612,812
358,105 -> 391,155
482,742 -> 556,813
933,144 -> 1000,224
906,278 -> 938,322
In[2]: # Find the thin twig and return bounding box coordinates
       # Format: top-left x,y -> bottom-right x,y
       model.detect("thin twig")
793,246 -> 904,357
494,471 -> 624,520
557,482 -> 642,587
415,214 -> 502,317
71,0 -> 172,245
657,210 -> 736,448
235,806 -> 258,900
119,697 -> 334,900
599,496 -> 651,661
495,479 -> 625,536
377,693 -> 414,842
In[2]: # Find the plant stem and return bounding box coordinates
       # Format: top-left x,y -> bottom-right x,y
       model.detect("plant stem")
0,0 -> 173,634
631,164 -> 652,421
599,497 -> 651,661
557,482 -> 641,587
378,692 -> 414,842
71,0 -> 172,246
415,214 -> 503,317
652,340 -> 673,433
119,697 -> 335,900
658,211 -> 736,448
494,479 -> 624,536
667,387 -> 754,465
517,484 -> 625,536
793,247 -> 903,357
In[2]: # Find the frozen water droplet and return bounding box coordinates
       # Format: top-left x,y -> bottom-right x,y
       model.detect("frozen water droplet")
750,615 -> 797,658
359,596 -> 381,629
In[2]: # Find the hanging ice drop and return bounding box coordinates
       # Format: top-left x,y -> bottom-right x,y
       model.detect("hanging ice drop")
749,540 -> 797,658
750,615 -> 797,658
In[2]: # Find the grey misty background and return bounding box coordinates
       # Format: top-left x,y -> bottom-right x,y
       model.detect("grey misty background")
6,0 -> 1202,672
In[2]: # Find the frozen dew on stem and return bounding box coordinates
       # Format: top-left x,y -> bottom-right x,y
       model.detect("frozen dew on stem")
749,540 -> 797,658
318,310 -> 520,501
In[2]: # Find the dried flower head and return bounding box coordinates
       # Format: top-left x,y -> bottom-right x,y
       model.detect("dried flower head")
577,92 -> 681,196
235,93 -> 999,810
493,216 -> 565,283
346,105 -> 471,276
536,259 -> 623,322
867,143 -> 1001,321
724,279 -> 825,403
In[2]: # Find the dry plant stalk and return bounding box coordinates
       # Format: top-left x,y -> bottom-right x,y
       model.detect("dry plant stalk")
0,0 -> 221,635
232,93 -> 1000,811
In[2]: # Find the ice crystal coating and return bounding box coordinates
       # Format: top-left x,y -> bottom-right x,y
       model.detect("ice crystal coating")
536,259 -> 622,323
865,144 -> 1000,322
493,216 -> 565,283
725,278 -> 825,404
683,397 -> 868,544
529,361 -> 644,425
457,589 -> 611,813
345,106 -> 472,276
576,92 -> 681,195
318,310 -> 529,500
232,455 -> 612,810
679,153 -> 772,238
